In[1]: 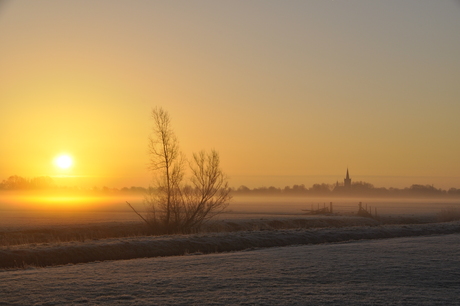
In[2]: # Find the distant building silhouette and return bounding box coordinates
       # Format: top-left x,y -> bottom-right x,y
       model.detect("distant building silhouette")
344,168 -> 351,188
334,169 -> 352,192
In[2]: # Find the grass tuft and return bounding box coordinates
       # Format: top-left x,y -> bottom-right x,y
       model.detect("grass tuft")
437,207 -> 460,222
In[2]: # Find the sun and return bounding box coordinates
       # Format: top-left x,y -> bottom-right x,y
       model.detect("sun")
54,154 -> 73,169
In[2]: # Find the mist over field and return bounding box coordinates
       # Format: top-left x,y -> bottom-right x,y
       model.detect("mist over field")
1,191 -> 460,229
1,189 -> 460,304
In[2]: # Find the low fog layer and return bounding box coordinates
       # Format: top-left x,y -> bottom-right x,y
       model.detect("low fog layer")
1,193 -> 459,229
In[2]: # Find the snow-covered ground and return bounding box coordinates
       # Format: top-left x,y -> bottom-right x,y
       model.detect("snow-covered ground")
1,233 -> 459,305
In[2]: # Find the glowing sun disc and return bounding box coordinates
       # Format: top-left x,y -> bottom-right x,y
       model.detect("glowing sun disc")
55,155 -> 73,169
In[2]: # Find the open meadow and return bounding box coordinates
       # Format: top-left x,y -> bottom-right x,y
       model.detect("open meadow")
2,231 -> 459,305
1,194 -> 459,264
1,194 -> 460,304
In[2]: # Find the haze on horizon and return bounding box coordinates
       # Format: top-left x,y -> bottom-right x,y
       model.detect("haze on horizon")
1,1 -> 460,190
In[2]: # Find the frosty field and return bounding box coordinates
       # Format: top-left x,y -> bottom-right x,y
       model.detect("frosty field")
1,233 -> 459,305
1,195 -> 460,233
1,195 -> 460,304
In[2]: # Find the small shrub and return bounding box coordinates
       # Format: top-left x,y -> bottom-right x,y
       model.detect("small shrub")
437,207 -> 460,222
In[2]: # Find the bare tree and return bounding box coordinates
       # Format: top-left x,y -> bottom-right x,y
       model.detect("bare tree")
145,107 -> 184,233
129,107 -> 231,234
181,150 -> 231,231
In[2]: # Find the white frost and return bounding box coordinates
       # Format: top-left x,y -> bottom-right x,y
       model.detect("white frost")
1,221 -> 459,269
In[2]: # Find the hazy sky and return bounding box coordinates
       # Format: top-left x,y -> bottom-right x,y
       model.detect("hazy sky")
1,0 -> 460,189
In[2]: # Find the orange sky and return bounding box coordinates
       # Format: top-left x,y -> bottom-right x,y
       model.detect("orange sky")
1,1 -> 460,189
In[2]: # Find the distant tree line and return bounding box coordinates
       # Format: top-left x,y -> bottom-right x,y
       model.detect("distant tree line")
3,175 -> 460,197
0,175 -> 153,193
232,181 -> 460,197
0,175 -> 55,190
0,175 -> 150,193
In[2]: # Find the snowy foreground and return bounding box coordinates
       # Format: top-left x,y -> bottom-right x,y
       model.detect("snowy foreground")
1,221 -> 460,269
1,232 -> 459,305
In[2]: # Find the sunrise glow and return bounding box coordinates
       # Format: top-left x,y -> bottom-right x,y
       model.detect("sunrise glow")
1,2 -> 460,304
54,155 -> 73,170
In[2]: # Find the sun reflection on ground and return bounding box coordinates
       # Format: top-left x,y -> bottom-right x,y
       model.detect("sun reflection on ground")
0,190 -> 144,211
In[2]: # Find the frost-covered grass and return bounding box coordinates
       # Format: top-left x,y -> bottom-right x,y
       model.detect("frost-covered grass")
1,212 -> 439,248
0,215 -> 381,247
0,222 -> 150,246
437,207 -> 460,222
0,200 -> 458,269
1,234 -> 460,305
1,220 -> 459,269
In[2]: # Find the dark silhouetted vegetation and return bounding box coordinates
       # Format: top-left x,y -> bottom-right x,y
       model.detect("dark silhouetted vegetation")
128,107 -> 231,234
2,174 -> 460,199
232,182 -> 460,198
437,207 -> 460,222
0,175 -> 55,190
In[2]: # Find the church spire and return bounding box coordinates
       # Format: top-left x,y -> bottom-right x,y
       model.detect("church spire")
344,168 -> 351,188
